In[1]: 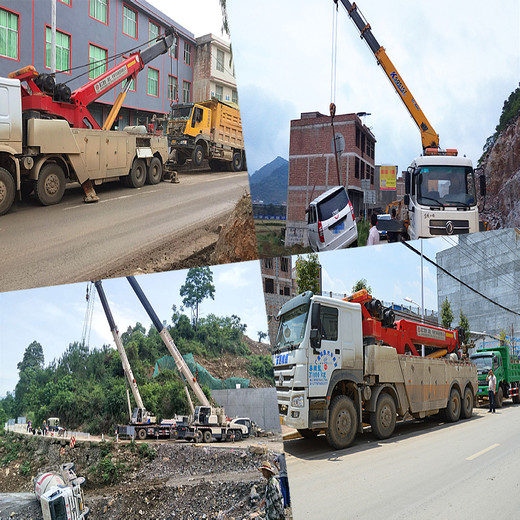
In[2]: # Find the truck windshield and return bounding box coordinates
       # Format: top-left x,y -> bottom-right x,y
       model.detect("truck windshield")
417,166 -> 476,207
171,107 -> 192,119
274,304 -> 309,352
471,355 -> 493,373
49,496 -> 68,520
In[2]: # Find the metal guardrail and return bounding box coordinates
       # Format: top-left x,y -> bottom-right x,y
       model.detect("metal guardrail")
5,423 -> 91,441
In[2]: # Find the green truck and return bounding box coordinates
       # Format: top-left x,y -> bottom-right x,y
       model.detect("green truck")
470,344 -> 520,407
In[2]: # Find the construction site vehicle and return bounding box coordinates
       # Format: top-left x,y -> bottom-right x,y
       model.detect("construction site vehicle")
34,462 -> 89,520
0,28 -> 176,215
470,343 -> 520,408
168,98 -> 245,172
126,275 -> 250,443
337,1 -> 485,239
273,289 -> 477,450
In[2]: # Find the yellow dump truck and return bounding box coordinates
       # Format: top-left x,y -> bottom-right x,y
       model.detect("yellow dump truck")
168,98 -> 245,172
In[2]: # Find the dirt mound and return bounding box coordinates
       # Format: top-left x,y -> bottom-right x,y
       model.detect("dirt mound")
211,194 -> 258,264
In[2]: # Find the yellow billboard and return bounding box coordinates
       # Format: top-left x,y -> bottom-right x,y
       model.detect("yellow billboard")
380,165 -> 397,191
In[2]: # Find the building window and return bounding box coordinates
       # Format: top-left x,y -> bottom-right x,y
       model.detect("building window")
183,41 -> 191,65
0,8 -> 18,60
88,44 -> 107,80
265,278 -> 274,294
45,27 -> 70,73
215,85 -> 223,101
216,48 -> 224,72
232,89 -> 238,104
167,74 -> 178,101
355,157 -> 360,179
58,0 -> 72,6
90,0 -> 108,24
122,4 -> 137,38
280,257 -> 289,272
147,67 -> 159,97
355,127 -> 361,149
121,55 -> 135,91
148,20 -> 159,45
169,34 -> 178,59
182,80 -> 191,103
284,287 -> 291,296
263,258 -> 273,269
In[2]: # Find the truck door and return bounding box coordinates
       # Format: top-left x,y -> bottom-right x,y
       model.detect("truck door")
308,303 -> 340,398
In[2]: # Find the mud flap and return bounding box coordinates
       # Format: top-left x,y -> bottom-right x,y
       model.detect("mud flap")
81,179 -> 99,203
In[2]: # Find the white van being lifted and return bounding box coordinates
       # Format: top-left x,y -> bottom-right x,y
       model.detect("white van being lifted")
306,186 -> 357,251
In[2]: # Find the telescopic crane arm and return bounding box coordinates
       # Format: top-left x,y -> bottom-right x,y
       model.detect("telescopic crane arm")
126,276 -> 211,408
336,0 -> 439,151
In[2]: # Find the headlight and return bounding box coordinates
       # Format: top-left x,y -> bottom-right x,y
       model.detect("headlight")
291,395 -> 304,408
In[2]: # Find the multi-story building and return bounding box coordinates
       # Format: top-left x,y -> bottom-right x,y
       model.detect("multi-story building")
0,0 -> 197,128
193,33 -> 237,104
285,111 -> 376,247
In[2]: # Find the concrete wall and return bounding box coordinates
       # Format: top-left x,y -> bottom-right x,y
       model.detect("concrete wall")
436,228 -> 520,337
211,388 -> 281,433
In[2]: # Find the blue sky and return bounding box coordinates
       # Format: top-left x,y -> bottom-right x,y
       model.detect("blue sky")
0,262 -> 267,397
228,0 -> 519,175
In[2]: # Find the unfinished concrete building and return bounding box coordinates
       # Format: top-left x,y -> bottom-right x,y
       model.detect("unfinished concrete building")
285,111 -> 376,247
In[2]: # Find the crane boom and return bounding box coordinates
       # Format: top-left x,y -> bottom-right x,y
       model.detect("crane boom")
337,0 -> 439,150
126,276 -> 211,408
94,281 -> 145,411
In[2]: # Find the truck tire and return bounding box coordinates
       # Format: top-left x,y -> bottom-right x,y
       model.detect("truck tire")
370,393 -> 396,439
203,430 -> 212,443
460,386 -> 474,419
444,388 -> 461,422
496,386 -> 504,408
137,428 -> 147,440
128,159 -> 147,188
297,429 -> 318,440
35,163 -> 66,206
194,430 -> 203,443
0,167 -> 15,215
230,152 -> 243,172
146,157 -> 162,185
326,395 -> 358,450
192,144 -> 204,167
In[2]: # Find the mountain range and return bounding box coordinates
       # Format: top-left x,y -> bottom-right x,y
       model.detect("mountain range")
248,156 -> 288,205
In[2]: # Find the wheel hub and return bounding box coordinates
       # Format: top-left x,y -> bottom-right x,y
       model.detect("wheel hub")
380,405 -> 392,428
0,181 -> 5,201
45,174 -> 60,196
336,409 -> 352,436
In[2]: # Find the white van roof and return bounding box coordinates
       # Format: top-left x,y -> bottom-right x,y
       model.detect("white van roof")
310,185 -> 345,205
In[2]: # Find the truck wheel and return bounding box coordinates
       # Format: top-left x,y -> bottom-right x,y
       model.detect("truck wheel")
203,430 -> 212,443
445,388 -> 461,422
234,430 -> 242,442
146,157 -> 162,185
194,430 -> 203,443
460,386 -> 474,419
137,428 -> 147,440
297,429 -> 318,440
192,144 -> 204,167
128,159 -> 147,188
326,395 -> 358,450
0,167 -> 16,215
35,163 -> 66,206
370,393 -> 396,439
496,386 -> 504,408
230,152 -> 243,172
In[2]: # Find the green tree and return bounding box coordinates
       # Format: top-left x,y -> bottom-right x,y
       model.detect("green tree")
440,297 -> 454,329
352,278 -> 372,295
257,331 -> 267,343
219,0 -> 229,36
180,267 -> 215,328
17,341 -> 44,372
295,253 -> 321,294
458,310 -> 470,342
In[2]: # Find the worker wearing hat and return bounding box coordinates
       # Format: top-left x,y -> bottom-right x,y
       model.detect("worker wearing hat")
259,461 -> 285,520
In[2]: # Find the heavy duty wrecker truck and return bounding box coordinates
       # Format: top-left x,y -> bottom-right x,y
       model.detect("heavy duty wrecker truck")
336,1 -> 486,239
0,27 -> 175,215
470,342 -> 520,408
273,289 -> 478,450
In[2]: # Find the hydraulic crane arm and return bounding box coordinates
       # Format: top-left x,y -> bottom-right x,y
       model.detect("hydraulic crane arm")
336,0 -> 439,150
94,281 -> 145,411
126,276 -> 211,408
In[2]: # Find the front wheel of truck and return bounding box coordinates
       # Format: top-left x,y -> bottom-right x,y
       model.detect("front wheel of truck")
326,395 -> 358,450
496,386 -> 504,408
460,386 -> 474,419
35,163 -> 66,206
370,393 -> 396,439
0,168 -> 15,215
192,144 -> 204,167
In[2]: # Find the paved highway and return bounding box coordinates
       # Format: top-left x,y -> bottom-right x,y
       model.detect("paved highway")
0,170 -> 249,292
285,404 -> 520,519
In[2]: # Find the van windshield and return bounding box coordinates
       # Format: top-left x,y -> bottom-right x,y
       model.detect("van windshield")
274,304 -> 309,352
317,189 -> 349,221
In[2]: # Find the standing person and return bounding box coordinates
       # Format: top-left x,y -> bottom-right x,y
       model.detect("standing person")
259,461 -> 284,520
367,213 -> 380,246
274,453 -> 291,509
487,369 -> 497,413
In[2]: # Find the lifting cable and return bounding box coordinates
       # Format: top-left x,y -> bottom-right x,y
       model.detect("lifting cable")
81,281 -> 96,348
330,1 -> 341,186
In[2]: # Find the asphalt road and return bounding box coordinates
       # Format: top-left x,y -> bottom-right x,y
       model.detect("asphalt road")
285,404 -> 520,519
0,170 -> 249,292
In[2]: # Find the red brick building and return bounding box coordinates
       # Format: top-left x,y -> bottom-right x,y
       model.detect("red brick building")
285,111 -> 376,247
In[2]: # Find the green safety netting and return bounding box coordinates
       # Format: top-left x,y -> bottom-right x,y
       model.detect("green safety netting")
153,354 -> 249,389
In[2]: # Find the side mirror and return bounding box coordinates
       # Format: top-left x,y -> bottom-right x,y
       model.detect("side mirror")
404,169 -> 411,195
479,175 -> 486,197
403,194 -> 410,206
310,328 -> 322,351
310,302 -> 322,351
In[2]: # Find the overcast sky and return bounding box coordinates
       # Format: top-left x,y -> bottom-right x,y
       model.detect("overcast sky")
228,0 -> 520,175
0,262 -> 266,397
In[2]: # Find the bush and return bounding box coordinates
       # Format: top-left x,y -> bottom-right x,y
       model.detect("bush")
137,442 -> 156,461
